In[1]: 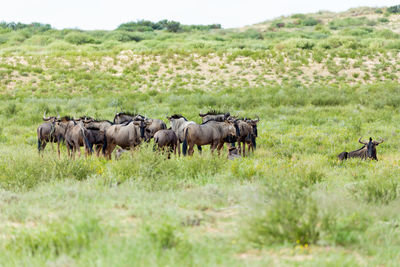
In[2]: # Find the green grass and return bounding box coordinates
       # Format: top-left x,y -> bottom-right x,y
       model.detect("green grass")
0,5 -> 400,266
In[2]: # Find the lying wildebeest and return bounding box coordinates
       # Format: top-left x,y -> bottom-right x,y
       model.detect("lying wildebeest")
167,114 -> 202,153
199,110 -> 231,123
182,120 -> 238,156
37,112 -> 59,153
338,137 -> 384,161
113,112 -> 146,124
228,147 -> 242,160
103,120 -> 145,160
153,129 -> 180,158
56,117 -> 92,159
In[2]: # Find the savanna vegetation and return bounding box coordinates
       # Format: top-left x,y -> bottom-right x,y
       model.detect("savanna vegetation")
0,5 -> 400,266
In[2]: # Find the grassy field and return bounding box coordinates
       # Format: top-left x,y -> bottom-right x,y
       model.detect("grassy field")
0,5 -> 400,266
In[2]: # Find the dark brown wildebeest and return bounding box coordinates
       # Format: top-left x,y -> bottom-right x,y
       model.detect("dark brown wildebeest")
153,129 -> 180,158
338,137 -> 384,161
182,120 -> 238,156
199,110 -> 231,123
113,112 -> 146,124
103,120 -> 145,160
37,112 -> 60,154
243,117 -> 259,153
82,118 -> 113,156
234,119 -> 255,157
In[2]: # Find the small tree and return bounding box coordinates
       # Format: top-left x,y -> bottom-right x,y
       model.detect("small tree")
166,21 -> 181,32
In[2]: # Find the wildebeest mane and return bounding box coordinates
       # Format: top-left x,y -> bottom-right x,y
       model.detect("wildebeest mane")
117,112 -> 142,117
203,110 -> 227,115
92,119 -> 113,124
60,116 -> 72,121
170,114 -> 187,121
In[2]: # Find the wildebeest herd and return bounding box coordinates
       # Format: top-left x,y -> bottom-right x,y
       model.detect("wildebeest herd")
38,110 -> 385,161
37,111 -> 259,160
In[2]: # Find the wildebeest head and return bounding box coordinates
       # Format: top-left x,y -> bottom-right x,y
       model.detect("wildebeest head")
132,120 -> 151,140
42,111 -> 59,123
199,110 -> 232,123
114,112 -> 145,124
245,117 -> 259,137
359,137 -> 384,159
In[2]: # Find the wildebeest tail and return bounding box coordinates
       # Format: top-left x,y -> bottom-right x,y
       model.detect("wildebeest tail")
182,128 -> 188,156
38,127 -> 42,152
102,135 -> 107,156
338,151 -> 348,161
251,134 -> 256,149
153,136 -> 158,151
80,127 -> 93,153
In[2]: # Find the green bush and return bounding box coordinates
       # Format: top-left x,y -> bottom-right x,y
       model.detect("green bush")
65,32 -> 97,45
387,5 -> 400,14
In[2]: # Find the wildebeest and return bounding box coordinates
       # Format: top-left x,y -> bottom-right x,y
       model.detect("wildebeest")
113,112 -> 146,124
37,112 -> 60,154
199,110 -> 231,123
234,119 -> 255,157
243,117 -> 259,153
82,118 -> 113,156
182,120 -> 238,156
227,147 -> 242,160
338,137 -> 384,161
143,118 -> 167,140
103,120 -> 145,160
153,129 -> 180,158
63,119 -> 93,159
167,114 -> 202,153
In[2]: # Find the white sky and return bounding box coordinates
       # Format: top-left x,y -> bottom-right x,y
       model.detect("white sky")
1,0 -> 398,30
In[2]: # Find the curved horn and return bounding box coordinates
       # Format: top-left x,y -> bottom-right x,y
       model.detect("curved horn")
199,113 -> 206,117
359,137 -> 367,145
374,138 -> 384,144
43,111 -> 50,120
255,116 -> 260,122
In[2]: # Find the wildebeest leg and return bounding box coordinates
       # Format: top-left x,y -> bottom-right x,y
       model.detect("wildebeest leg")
188,143 -> 195,156
95,145 -> 101,157
216,142 -> 224,156
177,140 -> 181,157
238,141 -> 242,155
197,145 -> 202,154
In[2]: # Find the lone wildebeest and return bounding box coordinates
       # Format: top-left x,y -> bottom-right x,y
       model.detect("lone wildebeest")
182,120 -> 238,156
338,137 -> 384,161
153,129 -> 180,158
199,110 -> 231,123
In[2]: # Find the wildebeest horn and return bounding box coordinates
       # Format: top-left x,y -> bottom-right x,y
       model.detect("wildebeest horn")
255,116 -> 260,122
374,138 -> 384,144
199,113 -> 206,117
359,137 -> 367,145
43,111 -> 50,120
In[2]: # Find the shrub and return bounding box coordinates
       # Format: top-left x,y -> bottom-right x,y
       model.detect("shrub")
301,17 -> 319,26
65,32 -> 96,45
246,190 -> 320,245
387,5 -> 400,14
